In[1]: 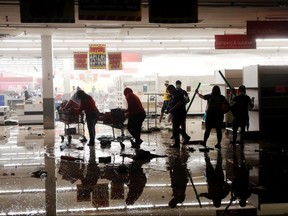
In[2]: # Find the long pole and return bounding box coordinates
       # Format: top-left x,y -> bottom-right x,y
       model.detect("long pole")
186,169 -> 202,208
218,70 -> 236,97
186,82 -> 201,114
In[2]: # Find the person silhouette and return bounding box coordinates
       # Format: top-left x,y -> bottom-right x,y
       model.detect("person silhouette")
79,148 -> 101,198
199,151 -> 230,208
230,85 -> 254,149
196,85 -> 230,149
231,151 -> 252,207
125,160 -> 148,205
168,149 -> 189,208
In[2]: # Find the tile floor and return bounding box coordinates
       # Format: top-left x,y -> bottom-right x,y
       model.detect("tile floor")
0,117 -> 287,216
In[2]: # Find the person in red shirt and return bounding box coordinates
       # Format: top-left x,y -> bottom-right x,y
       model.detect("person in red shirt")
123,87 -> 146,148
75,90 -> 100,146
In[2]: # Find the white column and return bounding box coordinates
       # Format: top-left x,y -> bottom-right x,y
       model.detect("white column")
63,59 -> 71,101
41,35 -> 55,129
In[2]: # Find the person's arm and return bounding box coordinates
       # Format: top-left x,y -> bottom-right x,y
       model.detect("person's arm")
195,90 -> 204,99
248,96 -> 254,109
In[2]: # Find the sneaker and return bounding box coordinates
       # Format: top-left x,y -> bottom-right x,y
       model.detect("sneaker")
182,135 -> 191,144
214,144 -> 221,149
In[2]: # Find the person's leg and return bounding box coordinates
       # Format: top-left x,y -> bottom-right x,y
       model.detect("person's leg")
171,117 -> 181,147
86,117 -> 95,145
215,126 -> 222,148
127,116 -> 136,139
232,119 -> 238,148
203,126 -> 212,146
134,113 -> 146,144
240,124 -> 246,149
180,116 -> 190,143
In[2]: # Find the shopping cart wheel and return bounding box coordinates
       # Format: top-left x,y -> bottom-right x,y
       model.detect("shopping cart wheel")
120,142 -> 125,150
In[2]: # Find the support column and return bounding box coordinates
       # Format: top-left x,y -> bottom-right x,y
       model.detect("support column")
44,130 -> 57,216
41,35 -> 55,129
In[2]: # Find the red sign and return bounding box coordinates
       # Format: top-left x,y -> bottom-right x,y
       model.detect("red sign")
247,21 -> 288,38
89,44 -> 106,69
215,35 -> 256,49
108,52 -> 122,70
74,52 -> 88,70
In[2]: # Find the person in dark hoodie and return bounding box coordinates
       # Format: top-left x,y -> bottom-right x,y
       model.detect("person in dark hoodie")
123,87 -> 146,148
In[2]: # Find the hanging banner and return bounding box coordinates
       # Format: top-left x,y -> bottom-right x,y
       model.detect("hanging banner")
215,35 -> 256,49
247,21 -> 288,38
108,52 -> 122,70
73,52 -> 88,70
78,0 -> 141,21
89,44 -> 106,69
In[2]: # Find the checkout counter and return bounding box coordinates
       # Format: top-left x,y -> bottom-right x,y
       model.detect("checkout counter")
15,96 -> 43,125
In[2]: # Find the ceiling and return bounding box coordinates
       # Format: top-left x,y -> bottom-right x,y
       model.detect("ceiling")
0,0 -> 288,58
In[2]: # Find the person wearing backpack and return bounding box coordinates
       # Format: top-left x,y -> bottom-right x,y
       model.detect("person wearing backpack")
230,85 -> 254,150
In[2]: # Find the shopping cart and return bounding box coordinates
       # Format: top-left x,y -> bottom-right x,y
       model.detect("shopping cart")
98,108 -> 128,149
58,109 -> 85,136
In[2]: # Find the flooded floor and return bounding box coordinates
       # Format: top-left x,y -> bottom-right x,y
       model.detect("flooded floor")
0,117 -> 287,215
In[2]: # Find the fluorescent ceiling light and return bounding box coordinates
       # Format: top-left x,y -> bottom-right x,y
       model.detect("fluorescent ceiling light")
106,48 -> 118,51
152,39 -> 180,42
71,48 -> 88,51
118,47 -> 140,51
63,39 -> 93,43
166,47 -> 188,50
122,39 -> 151,43
94,40 -> 122,43
256,38 -> 288,42
54,48 -> 69,51
180,39 -> 209,42
53,39 -> 63,43
0,48 -> 18,51
257,46 -> 278,50
189,47 -> 212,50
142,47 -> 165,50
2,40 -> 33,43
18,48 -> 41,51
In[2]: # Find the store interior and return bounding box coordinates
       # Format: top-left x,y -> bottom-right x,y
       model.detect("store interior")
0,1 -> 288,215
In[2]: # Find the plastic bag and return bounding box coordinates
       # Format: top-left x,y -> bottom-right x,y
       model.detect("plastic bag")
165,113 -> 173,126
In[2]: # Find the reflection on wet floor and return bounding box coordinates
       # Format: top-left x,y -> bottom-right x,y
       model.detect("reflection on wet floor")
0,118 -> 288,215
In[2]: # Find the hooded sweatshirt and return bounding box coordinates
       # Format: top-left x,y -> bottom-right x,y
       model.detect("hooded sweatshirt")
124,88 -> 145,117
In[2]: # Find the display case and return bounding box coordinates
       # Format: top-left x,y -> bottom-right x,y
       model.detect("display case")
16,103 -> 43,125
0,106 -> 10,125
